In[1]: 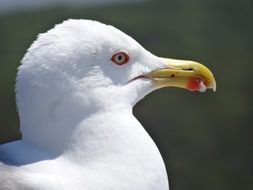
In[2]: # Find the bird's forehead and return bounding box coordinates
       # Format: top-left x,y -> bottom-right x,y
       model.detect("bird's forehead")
57,20 -> 140,51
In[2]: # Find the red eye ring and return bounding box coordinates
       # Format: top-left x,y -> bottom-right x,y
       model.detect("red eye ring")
111,51 -> 129,65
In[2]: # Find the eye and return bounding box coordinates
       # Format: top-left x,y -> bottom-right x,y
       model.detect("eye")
111,51 -> 129,65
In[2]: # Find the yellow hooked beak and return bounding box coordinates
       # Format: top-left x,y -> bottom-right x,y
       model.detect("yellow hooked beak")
146,58 -> 216,92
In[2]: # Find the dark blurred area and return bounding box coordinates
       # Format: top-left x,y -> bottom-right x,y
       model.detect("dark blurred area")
0,0 -> 252,189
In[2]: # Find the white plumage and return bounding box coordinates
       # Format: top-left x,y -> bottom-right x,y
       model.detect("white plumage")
0,19 -> 216,190
0,19 -> 169,190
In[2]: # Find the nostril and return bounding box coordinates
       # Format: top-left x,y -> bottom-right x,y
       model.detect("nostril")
183,68 -> 194,71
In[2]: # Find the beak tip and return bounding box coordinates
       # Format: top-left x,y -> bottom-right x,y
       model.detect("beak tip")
210,79 -> 217,92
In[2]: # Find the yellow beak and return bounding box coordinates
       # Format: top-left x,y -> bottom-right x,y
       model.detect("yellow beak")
146,58 -> 216,92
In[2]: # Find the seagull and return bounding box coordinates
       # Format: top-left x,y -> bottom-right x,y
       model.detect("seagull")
0,19 -> 216,190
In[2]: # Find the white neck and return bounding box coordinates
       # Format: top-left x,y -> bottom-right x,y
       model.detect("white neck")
18,72 -> 152,155
64,108 -> 151,161
63,108 -> 168,189
17,76 -> 168,189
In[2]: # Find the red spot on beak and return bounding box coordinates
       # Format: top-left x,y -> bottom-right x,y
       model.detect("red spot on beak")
187,77 -> 206,91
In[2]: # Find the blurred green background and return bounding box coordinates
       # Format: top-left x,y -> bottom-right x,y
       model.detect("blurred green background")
0,0 -> 252,189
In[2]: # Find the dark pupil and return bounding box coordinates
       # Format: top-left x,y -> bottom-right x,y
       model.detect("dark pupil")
118,55 -> 123,60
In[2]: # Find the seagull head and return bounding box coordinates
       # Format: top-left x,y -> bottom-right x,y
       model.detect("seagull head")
16,19 -> 216,151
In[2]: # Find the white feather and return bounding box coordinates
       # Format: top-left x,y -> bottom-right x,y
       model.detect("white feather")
1,19 -> 169,190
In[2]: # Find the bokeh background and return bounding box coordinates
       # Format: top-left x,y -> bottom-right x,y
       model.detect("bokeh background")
0,0 -> 252,189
